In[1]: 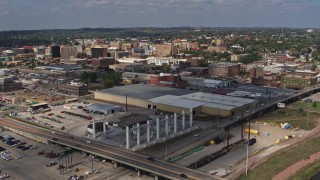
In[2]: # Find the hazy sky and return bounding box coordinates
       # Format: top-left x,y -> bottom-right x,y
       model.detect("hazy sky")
0,0 -> 319,30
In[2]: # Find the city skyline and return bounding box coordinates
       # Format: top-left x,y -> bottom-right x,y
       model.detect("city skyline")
0,0 -> 319,31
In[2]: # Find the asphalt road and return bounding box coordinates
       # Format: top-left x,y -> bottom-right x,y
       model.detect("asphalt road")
0,118 -> 218,180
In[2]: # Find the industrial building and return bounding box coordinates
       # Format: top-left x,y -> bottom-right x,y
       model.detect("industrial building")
58,82 -> 88,96
95,84 -> 258,117
39,64 -> 81,72
209,63 -> 240,78
0,68 -> 12,76
85,103 -> 123,115
122,72 -> 154,82
0,77 -> 22,92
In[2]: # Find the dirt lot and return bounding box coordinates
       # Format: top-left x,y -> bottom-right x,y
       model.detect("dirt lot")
14,88 -> 65,105
193,122 -> 303,174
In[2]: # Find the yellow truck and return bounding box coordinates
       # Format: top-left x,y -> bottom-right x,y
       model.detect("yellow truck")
245,128 -> 259,135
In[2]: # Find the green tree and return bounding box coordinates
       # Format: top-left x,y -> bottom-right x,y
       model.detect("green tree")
103,79 -> 114,88
101,71 -> 122,87
298,107 -> 304,114
199,62 -> 209,67
80,72 -> 89,83
312,101 -> 318,108
89,72 -> 98,83
240,53 -> 261,64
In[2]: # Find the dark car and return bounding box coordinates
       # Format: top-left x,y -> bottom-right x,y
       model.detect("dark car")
75,144 -> 81,147
147,157 -> 154,161
52,138 -> 58,141
180,174 -> 188,178
17,145 -> 25,149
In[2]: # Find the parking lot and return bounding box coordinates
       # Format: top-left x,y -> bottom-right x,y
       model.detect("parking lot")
0,131 -> 153,180
16,102 -> 105,131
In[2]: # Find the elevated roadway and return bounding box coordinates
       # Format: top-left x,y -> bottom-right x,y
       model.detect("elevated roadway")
224,85 -> 320,129
0,118 -> 219,180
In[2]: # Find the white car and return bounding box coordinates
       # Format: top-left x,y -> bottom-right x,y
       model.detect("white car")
86,140 -> 91,144
0,174 -> 10,179
15,156 -> 22,160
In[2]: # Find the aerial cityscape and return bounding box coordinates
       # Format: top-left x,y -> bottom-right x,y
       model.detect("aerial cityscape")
1,1 -> 320,180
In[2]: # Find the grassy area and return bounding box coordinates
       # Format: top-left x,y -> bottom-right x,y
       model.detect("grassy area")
290,160 -> 320,180
239,136 -> 320,180
289,101 -> 320,112
256,108 -> 318,130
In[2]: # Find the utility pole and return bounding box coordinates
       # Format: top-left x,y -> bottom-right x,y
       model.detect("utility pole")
227,121 -> 230,152
92,161 -> 94,172
126,93 -> 128,111
246,120 -> 251,175
241,121 -> 244,139
307,109 -> 310,127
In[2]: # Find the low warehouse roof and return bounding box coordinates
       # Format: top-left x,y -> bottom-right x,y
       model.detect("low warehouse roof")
97,84 -> 194,100
149,95 -> 205,109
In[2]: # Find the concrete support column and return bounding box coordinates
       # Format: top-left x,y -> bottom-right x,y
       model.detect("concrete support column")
182,111 -> 185,130
126,126 -> 130,149
190,108 -> 193,128
113,162 -> 118,168
137,123 -> 141,146
165,115 -> 169,136
156,118 -> 160,139
137,170 -> 142,177
147,121 -> 150,142
92,119 -> 96,139
174,113 -> 177,133
103,119 -> 106,135
154,175 -> 159,180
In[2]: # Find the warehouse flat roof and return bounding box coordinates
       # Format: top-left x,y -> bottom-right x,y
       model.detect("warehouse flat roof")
181,92 -> 256,107
149,95 -> 205,109
98,84 -> 194,100
149,92 -> 256,111
86,103 -> 123,114
202,103 -> 235,111
203,79 -> 224,84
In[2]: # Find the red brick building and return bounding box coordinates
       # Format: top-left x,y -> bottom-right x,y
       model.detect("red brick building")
187,57 -> 207,67
150,74 -> 185,88
91,57 -> 115,70
249,66 -> 264,79
269,53 -> 296,61
252,75 -> 281,88
209,63 -> 240,78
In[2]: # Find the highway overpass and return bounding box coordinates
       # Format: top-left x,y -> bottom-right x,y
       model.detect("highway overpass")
0,118 -> 220,180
